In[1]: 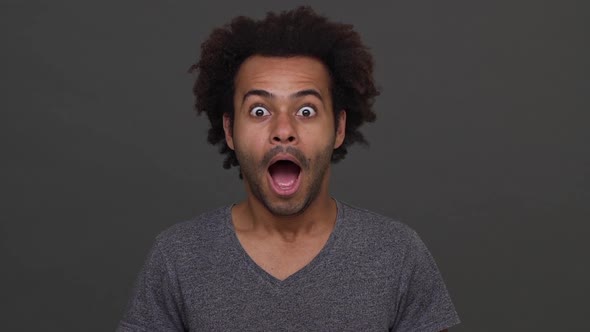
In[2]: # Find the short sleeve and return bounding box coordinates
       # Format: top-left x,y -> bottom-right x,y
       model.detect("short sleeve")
117,240 -> 186,332
392,230 -> 460,332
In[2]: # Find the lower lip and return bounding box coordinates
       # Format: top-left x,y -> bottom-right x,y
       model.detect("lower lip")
267,171 -> 302,197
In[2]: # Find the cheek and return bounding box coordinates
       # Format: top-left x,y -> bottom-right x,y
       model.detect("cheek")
233,125 -> 267,156
302,123 -> 336,147
235,116 -> 268,137
303,135 -> 336,168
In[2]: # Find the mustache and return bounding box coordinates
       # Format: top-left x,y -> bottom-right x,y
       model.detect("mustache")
261,146 -> 309,170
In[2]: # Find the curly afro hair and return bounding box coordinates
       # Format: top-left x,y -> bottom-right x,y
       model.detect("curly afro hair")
188,6 -> 379,170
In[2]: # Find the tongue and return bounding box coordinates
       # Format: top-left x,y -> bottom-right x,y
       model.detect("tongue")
269,161 -> 300,188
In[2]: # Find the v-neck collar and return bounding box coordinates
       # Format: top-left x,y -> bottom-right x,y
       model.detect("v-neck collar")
224,199 -> 344,288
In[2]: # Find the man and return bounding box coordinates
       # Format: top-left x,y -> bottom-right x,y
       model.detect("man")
118,6 -> 460,331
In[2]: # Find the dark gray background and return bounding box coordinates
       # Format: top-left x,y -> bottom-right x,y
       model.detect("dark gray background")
2,0 -> 588,331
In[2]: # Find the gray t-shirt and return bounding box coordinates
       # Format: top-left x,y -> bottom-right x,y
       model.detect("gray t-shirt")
118,200 -> 460,331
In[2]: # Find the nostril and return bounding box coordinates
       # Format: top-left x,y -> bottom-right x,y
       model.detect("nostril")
273,135 -> 296,143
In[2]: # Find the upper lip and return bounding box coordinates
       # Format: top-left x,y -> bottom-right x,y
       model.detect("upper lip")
267,153 -> 302,169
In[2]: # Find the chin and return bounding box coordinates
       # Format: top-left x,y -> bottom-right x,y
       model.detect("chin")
263,198 -> 309,217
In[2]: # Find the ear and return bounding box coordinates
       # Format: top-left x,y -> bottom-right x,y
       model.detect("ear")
334,110 -> 346,149
223,113 -> 235,150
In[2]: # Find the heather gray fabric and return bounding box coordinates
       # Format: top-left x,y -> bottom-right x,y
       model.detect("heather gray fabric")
117,200 -> 460,331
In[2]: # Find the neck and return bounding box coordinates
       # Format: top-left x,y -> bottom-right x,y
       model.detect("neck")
233,179 -> 337,241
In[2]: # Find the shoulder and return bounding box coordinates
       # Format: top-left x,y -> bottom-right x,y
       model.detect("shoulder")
335,200 -> 433,267
152,205 -> 233,256
338,200 -> 421,246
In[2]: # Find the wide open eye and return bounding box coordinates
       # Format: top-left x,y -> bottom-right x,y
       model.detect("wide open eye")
296,105 -> 316,117
250,105 -> 270,117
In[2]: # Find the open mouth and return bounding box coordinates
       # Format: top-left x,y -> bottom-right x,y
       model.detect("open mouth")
267,159 -> 302,196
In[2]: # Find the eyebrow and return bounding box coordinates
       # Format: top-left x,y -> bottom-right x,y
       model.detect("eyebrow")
242,89 -> 324,103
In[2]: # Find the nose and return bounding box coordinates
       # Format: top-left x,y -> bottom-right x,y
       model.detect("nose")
270,112 -> 297,145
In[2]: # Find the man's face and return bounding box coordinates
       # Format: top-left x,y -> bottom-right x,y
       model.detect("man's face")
223,55 -> 346,216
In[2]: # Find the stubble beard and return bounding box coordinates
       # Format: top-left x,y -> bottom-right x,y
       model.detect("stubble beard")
236,143 -> 334,217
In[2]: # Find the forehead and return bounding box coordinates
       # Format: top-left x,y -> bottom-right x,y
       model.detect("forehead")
234,56 -> 331,96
